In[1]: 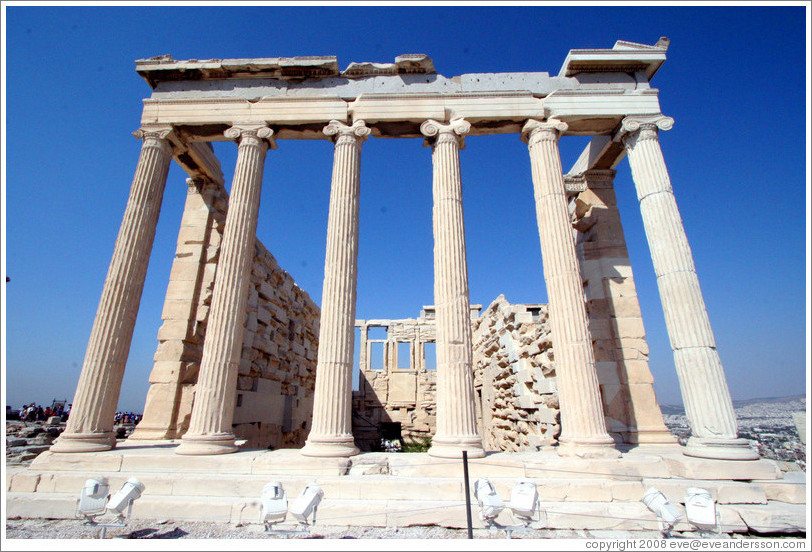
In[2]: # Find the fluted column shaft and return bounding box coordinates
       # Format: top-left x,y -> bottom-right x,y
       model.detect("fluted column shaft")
522,119 -> 618,458
52,126 -> 174,453
176,124 -> 274,455
620,115 -> 757,460
421,119 -> 485,459
302,120 -> 369,457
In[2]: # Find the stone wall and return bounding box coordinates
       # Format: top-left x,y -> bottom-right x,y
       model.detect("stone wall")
353,315 -> 438,450
132,177 -> 319,449
472,296 -> 560,451
232,241 -> 319,449
352,299 -> 561,452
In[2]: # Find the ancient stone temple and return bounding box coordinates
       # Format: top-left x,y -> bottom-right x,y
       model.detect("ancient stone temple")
9,39 -> 804,534
51,39 -> 752,461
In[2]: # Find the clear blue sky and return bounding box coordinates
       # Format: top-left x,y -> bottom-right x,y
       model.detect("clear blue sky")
3,5 -> 809,413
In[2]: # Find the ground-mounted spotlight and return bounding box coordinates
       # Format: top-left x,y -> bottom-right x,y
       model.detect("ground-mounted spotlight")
76,477 -> 110,523
473,478 -> 504,526
509,479 -> 539,526
289,483 -> 323,528
642,487 -> 682,537
106,477 -> 145,522
685,487 -> 718,535
260,481 -> 288,531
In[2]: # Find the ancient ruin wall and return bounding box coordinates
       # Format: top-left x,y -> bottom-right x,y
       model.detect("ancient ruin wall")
353,318 -> 438,450
134,178 -> 318,449
352,298 -> 561,452
233,240 -> 319,449
472,296 -> 560,451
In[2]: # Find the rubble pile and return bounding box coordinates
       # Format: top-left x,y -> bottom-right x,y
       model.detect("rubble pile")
6,418 -> 65,466
472,295 -> 560,451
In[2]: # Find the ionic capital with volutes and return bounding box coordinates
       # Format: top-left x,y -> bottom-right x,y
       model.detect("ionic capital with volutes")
224,123 -> 276,149
617,114 -> 674,146
132,124 -> 174,154
521,119 -> 568,146
323,119 -> 371,145
420,118 -> 471,149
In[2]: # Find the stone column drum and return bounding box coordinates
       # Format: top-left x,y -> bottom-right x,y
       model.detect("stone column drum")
522,119 -> 619,458
176,124 -> 274,455
51,125 -> 174,453
421,118 -> 485,459
619,115 -> 757,460
302,119 -> 370,457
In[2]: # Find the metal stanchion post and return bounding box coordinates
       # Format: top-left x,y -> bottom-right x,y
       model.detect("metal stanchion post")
463,450 -> 473,539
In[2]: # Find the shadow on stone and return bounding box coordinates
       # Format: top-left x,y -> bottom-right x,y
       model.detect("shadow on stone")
124,527 -> 189,539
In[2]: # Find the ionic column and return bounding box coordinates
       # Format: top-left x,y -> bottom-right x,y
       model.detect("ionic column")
421,118 -> 485,459
51,125 -> 174,453
176,124 -> 274,455
522,119 -> 618,458
301,119 -> 369,457
619,115 -> 757,460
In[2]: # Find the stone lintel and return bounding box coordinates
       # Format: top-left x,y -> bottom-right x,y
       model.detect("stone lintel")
543,89 -> 662,134
568,135 -> 628,175
140,91 -> 661,140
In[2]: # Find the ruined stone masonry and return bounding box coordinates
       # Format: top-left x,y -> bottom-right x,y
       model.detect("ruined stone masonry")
130,174 -> 319,451
472,297 -> 560,452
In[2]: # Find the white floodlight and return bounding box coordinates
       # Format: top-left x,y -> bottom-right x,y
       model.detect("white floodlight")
508,479 -> 539,526
642,487 -> 682,537
473,478 -> 504,525
289,483 -> 323,526
260,481 -> 288,530
685,487 -> 718,534
106,477 -> 145,521
76,478 -> 110,522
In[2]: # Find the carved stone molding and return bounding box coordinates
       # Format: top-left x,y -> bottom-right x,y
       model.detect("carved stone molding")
420,118 -> 471,149
323,119 -> 371,145
224,123 -> 276,149
583,169 -> 617,189
563,174 -> 588,196
521,119 -> 568,145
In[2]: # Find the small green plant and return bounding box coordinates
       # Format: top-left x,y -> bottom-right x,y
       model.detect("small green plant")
401,436 -> 432,453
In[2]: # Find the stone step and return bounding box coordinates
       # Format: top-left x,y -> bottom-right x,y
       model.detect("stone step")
9,445 -> 801,535
9,492 -> 802,534
9,467 -> 792,507
28,446 -> 784,481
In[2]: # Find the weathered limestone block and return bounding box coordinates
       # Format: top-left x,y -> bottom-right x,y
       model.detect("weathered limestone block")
731,503 -> 807,533
755,473 -> 806,504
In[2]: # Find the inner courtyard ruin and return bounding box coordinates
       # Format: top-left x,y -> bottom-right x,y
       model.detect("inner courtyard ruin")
6,38 -> 805,534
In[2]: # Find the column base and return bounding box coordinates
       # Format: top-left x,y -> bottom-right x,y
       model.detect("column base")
49,432 -> 116,453
683,436 -> 760,461
300,434 -> 359,457
428,435 -> 486,459
175,432 -> 237,455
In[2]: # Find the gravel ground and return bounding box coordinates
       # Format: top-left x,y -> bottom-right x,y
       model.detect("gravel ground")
4,517 -> 661,540
6,518 -> 806,542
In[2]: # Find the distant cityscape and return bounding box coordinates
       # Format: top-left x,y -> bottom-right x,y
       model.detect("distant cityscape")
662,395 -> 807,471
